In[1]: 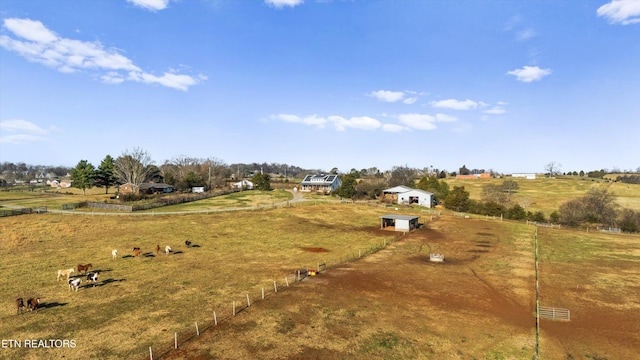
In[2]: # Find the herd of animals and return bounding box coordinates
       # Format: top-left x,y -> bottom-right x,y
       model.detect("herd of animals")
15,239 -> 194,315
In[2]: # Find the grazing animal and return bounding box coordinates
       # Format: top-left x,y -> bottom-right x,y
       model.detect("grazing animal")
185,240 -> 192,248
68,278 -> 82,291
77,263 -> 92,274
133,247 -> 142,258
112,249 -> 118,260
16,298 -> 25,315
165,245 -> 172,255
27,298 -> 40,312
87,272 -> 99,286
57,268 -> 75,281
155,244 -> 160,255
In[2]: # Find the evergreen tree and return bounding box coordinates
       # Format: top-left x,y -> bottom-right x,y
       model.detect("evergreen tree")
252,173 -> 271,190
443,186 -> 470,212
335,172 -> 358,198
95,155 -> 118,194
70,160 -> 96,196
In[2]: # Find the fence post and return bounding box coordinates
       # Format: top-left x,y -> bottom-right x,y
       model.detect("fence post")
149,347 -> 153,360
262,287 -> 265,299
274,280 -> 278,293
285,277 -> 289,286
195,322 -> 199,336
246,293 -> 251,307
174,332 -> 177,349
233,301 -> 236,316
214,311 -> 217,325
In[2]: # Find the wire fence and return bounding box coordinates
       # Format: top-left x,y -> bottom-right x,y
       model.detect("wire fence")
145,232 -> 406,360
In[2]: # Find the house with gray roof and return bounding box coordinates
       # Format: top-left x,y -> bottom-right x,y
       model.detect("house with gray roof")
300,174 -> 341,193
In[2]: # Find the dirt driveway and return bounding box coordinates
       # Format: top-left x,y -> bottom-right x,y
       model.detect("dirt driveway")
161,216 -> 639,360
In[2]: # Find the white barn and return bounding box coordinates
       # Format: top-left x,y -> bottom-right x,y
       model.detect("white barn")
383,186 -> 434,208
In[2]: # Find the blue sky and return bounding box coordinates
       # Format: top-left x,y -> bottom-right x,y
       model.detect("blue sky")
1,0 -> 639,174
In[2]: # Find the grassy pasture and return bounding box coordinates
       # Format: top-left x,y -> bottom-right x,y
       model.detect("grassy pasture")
444,177 -> 640,215
0,203 -> 400,360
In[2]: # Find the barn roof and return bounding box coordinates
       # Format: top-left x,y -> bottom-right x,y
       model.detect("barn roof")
379,214 -> 420,221
382,185 -> 414,194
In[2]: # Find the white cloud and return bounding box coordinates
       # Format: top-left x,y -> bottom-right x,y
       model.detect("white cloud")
369,90 -> 405,103
265,0 -> 304,9
127,0 -> 170,11
0,18 -> 204,91
435,114 -> 457,122
0,119 -> 58,144
483,107 -> 507,115
328,116 -> 381,131
270,114 -> 327,128
516,28 -> 536,41
430,99 -> 479,110
597,0 -> 640,25
402,97 -> 417,105
397,113 -> 437,130
506,65 -> 552,83
381,124 -> 408,132
270,113 -> 385,131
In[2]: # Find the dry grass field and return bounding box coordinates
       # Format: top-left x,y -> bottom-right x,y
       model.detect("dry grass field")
0,203 -> 399,359
2,201 -> 639,359
161,216 -> 640,360
444,177 -> 640,216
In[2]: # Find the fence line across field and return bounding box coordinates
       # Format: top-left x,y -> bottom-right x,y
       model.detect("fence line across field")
144,232 -> 406,360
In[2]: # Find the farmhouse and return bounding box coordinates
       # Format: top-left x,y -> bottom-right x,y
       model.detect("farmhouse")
382,186 -> 434,208
232,179 -> 254,190
300,174 -> 341,193
380,214 -> 420,232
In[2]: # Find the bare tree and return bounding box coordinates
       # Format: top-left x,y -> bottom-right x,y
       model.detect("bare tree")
545,161 -> 562,178
115,148 -> 154,194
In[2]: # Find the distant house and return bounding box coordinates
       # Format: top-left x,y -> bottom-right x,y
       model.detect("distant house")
382,186 -> 434,208
119,182 -> 174,194
511,173 -> 536,180
300,174 -> 342,193
455,173 -> 491,179
232,180 -> 254,190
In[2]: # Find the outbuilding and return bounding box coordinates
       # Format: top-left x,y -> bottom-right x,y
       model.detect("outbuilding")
397,189 -> 434,207
379,214 -> 420,232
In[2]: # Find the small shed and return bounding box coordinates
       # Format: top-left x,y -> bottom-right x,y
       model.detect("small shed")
379,214 -> 420,232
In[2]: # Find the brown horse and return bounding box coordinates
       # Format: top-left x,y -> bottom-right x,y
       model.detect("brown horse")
77,264 -> 92,275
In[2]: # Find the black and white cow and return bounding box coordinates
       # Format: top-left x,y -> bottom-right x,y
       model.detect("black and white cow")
185,240 -> 192,248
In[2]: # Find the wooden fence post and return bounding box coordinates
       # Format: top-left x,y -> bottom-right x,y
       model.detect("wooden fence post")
214,311 -> 217,325
233,301 -> 236,316
274,280 -> 278,293
285,277 -> 289,286
262,287 -> 265,299
149,347 -> 153,360
195,322 -> 199,336
246,293 -> 251,307
174,332 -> 177,349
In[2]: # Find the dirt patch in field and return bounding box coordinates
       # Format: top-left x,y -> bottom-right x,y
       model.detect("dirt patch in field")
302,247 -> 330,253
162,216 -> 639,360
